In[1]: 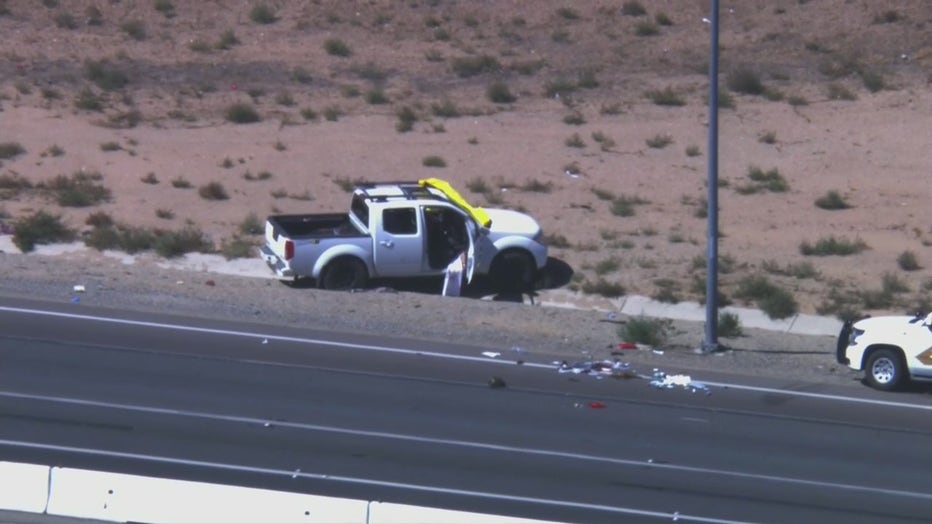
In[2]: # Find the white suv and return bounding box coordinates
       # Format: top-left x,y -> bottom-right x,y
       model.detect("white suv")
837,312 -> 932,390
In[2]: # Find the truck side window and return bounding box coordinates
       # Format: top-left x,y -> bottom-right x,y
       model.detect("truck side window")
383,208 -> 417,235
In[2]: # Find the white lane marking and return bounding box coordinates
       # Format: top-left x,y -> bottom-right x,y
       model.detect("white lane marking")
2,389 -> 931,503
0,305 -> 540,367
0,439 -> 752,524
3,305 -> 932,411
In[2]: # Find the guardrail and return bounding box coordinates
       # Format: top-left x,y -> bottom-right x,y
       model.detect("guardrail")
1,461 -> 556,523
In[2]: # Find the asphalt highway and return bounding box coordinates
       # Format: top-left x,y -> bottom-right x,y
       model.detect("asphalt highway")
2,297 -> 932,523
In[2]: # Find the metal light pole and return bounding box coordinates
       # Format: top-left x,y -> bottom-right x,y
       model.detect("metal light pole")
702,0 -> 720,353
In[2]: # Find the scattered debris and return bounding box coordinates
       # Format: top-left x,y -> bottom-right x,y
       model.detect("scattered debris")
649,369 -> 711,394
488,376 -> 507,389
557,359 -> 632,378
481,351 -> 501,358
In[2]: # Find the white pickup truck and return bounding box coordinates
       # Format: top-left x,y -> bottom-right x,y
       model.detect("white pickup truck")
836,312 -> 932,390
259,179 -> 548,292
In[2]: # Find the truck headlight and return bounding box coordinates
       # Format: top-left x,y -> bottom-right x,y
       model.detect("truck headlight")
848,328 -> 864,346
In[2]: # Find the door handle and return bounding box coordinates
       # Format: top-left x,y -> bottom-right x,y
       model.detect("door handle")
379,240 -> 394,248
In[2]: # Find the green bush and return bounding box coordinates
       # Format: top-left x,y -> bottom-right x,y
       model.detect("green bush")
0,142 -> 25,160
42,171 -> 111,207
734,274 -> 798,319
431,100 -> 460,118
84,60 -> 128,91
365,89 -> 389,105
396,106 -> 417,132
221,235 -> 258,260
422,156 -> 446,168
861,70 -> 885,93
239,213 -> 264,235
154,226 -> 212,258
646,134 -> 673,148
563,113 -> 586,125
618,316 -> 671,347
324,38 -> 351,57
726,67 -> 764,95
827,83 -> 857,101
799,236 -> 868,256
249,3 -> 277,24
556,7 -> 579,20
610,194 -> 648,217
814,190 -> 851,210
120,19 -> 146,40
742,165 -> 788,193
323,106 -> 342,121
487,82 -> 516,103
565,133 -> 585,148
646,86 -> 685,106
53,12 -> 77,29
635,20 -> 659,36
225,103 -> 260,124
718,311 -> 743,337
621,1 -> 646,16
520,179 -> 552,193
897,250 -> 921,271
581,278 -> 626,298
216,29 -> 240,50
154,0 -> 175,18
198,181 -> 229,200
13,211 -> 76,252
451,55 -> 500,77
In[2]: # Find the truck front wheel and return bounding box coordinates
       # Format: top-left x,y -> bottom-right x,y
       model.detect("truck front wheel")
491,250 -> 536,293
319,258 -> 368,291
864,348 -> 907,391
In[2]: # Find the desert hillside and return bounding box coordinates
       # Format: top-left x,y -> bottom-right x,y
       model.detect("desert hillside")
0,0 -> 930,318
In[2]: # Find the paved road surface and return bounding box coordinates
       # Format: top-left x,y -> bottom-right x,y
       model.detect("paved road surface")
2,298 -> 932,523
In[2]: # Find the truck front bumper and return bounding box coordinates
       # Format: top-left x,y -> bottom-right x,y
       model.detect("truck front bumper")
259,245 -> 296,279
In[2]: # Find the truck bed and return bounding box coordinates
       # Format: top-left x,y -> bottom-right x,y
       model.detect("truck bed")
267,213 -> 364,238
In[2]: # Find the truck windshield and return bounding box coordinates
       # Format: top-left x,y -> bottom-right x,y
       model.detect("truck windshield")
350,194 -> 369,230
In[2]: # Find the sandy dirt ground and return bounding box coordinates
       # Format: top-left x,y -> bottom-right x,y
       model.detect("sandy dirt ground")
0,0 -> 930,318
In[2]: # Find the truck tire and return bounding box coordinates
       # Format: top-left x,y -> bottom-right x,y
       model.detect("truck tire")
491,250 -> 536,293
319,258 -> 368,291
864,348 -> 907,391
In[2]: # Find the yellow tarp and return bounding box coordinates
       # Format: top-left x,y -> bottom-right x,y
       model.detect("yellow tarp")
418,178 -> 492,228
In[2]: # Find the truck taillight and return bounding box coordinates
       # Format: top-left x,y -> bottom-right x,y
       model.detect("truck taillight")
284,240 -> 294,261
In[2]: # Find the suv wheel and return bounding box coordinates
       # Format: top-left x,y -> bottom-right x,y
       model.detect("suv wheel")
864,348 -> 906,391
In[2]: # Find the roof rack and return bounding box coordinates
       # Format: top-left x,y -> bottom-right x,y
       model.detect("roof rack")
354,181 -> 445,202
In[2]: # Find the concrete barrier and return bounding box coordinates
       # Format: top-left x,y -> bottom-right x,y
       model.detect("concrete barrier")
46,467 -> 368,523
1,462 -> 559,523
0,462 -> 49,513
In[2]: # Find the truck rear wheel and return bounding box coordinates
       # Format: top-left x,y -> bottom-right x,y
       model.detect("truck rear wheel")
491,250 -> 536,293
864,348 -> 907,391
319,258 -> 368,291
